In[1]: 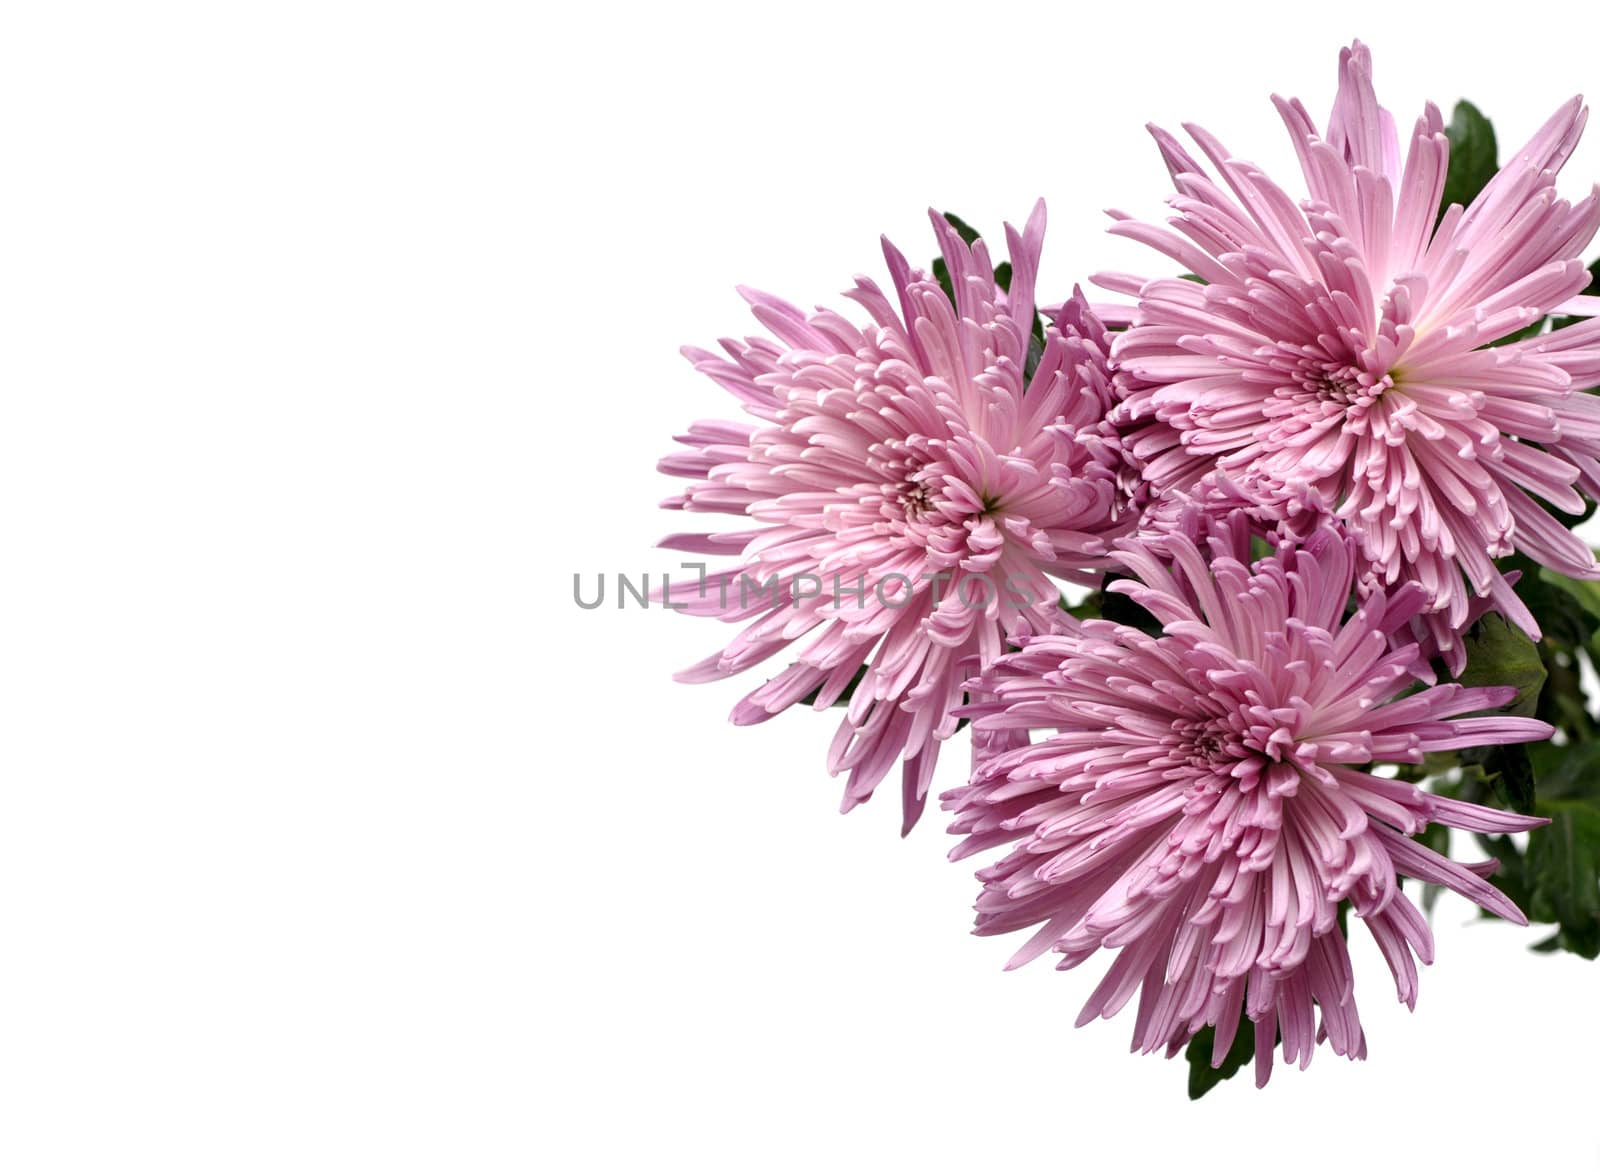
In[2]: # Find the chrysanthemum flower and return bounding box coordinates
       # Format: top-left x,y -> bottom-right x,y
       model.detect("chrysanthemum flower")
1101,40 -> 1600,666
944,516 -> 1550,1083
1135,470 -> 1507,673
659,205 -> 1129,830
1137,468 -> 1333,551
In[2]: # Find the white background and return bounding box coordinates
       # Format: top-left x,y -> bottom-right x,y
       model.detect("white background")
2,2 -> 1597,1168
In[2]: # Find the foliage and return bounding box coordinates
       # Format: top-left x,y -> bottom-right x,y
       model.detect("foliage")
1439,100 -> 1497,218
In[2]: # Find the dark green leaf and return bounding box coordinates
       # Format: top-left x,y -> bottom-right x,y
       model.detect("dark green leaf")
1024,330 -> 1046,384
1439,100 -> 1497,220
1476,827 -> 1532,913
1415,821 -> 1451,856
1458,742 -> 1537,816
1523,800 -> 1600,958
1486,317 -> 1549,347
1185,1019 -> 1255,1100
1490,560 -> 1600,653
1488,744 -> 1537,815
1100,575 -> 1164,636
941,212 -> 981,246
1493,561 -> 1600,739
1523,487 -> 1598,533
993,260 -> 1012,292
1477,740 -> 1600,957
1557,497 -> 1597,532
798,665 -> 867,709
1538,567 -> 1600,638
1528,740 -> 1600,801
1456,613 -> 1546,718
1062,591 -> 1098,619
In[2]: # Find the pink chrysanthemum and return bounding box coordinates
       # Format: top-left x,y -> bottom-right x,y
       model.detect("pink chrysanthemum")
1137,468 -> 1333,552
1134,471 -> 1507,673
659,204 -> 1129,830
1101,41 -> 1600,667
945,516 -> 1550,1084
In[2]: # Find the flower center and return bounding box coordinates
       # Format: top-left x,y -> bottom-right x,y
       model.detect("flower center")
898,478 -> 936,521
1174,717 -> 1238,768
1297,361 -> 1392,408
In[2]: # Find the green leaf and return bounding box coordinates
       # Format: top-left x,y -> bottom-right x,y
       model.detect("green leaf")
1184,1019 -> 1255,1100
1486,317 -> 1550,347
1486,744 -> 1537,815
1538,567 -> 1600,635
993,260 -> 1012,291
1524,800 -> 1600,958
1415,821 -> 1450,855
1100,575 -> 1165,636
1493,558 -> 1600,650
1525,489 -> 1598,533
1062,591 -> 1097,619
941,212 -> 981,246
1478,740 -> 1600,957
1439,100 -> 1498,219
1556,497 -> 1597,532
1457,743 -> 1538,818
798,665 -> 867,709
1476,826 -> 1532,909
1493,561 -> 1600,739
1456,613 -> 1546,718
1024,330 -> 1046,384
1529,740 -> 1600,801
1069,578 -> 1167,634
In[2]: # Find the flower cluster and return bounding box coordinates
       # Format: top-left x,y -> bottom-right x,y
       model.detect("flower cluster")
654,42 -> 1600,1091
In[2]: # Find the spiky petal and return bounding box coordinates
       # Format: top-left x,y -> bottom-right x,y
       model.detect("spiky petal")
660,204 -> 1130,830
945,513 -> 1550,1083
1100,40 -> 1600,670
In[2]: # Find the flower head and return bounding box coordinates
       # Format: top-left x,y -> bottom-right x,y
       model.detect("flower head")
1137,468 -> 1333,553
945,514 -> 1550,1083
659,204 -> 1129,830
1103,41 -> 1600,667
